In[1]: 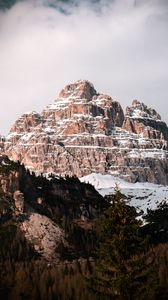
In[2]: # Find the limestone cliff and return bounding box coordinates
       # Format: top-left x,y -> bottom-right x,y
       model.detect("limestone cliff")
2,80 -> 168,184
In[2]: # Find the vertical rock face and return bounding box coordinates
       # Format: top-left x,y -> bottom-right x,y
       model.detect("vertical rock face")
123,100 -> 168,141
9,111 -> 42,135
1,80 -> 168,184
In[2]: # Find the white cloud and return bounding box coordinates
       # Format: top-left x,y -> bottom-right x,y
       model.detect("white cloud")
0,0 -> 168,134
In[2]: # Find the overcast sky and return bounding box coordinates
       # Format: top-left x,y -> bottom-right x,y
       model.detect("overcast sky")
0,0 -> 168,135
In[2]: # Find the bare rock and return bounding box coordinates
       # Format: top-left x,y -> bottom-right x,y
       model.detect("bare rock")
13,190 -> 24,214
2,81 -> 168,185
59,79 -> 97,100
20,213 -> 66,261
123,100 -> 168,140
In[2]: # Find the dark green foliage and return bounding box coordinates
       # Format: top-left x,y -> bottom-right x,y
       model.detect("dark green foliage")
0,156 -> 107,259
0,187 -> 13,223
89,191 -> 157,300
18,163 -> 106,223
0,224 -> 38,262
153,244 -> 168,299
0,156 -> 19,175
1,156 -> 168,298
64,222 -> 97,258
143,201 -> 168,244
0,259 -> 96,300
17,163 -> 107,258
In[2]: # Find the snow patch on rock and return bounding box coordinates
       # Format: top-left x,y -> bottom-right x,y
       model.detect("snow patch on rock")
80,173 -> 168,215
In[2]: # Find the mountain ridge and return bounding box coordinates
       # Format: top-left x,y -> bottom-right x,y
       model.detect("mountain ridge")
1,79 -> 168,184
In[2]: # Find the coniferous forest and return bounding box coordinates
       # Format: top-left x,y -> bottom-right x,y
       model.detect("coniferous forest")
0,157 -> 168,299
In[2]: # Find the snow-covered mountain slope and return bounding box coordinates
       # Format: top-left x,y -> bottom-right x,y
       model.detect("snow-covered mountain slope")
2,80 -> 168,184
80,173 -> 168,214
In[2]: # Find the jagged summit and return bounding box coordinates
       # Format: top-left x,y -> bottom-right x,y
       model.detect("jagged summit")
126,100 -> 161,121
123,100 -> 168,140
9,111 -> 42,135
59,79 -> 98,100
1,80 -> 168,184
42,80 -> 124,135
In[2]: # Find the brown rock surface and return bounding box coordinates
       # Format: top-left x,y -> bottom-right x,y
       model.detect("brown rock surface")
13,190 -> 24,214
20,213 -> 66,261
123,100 -> 168,140
2,80 -> 168,184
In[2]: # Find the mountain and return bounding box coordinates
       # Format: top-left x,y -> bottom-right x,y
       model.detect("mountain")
81,172 -> 168,215
0,155 -> 107,299
2,80 -> 168,185
0,155 -> 106,260
1,114 -> 168,298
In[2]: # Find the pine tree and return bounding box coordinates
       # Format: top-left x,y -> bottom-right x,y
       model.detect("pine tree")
89,190 -> 157,300
143,201 -> 168,244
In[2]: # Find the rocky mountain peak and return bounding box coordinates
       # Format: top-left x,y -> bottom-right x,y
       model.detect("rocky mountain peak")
59,79 -> 98,101
1,80 -> 168,184
123,100 -> 168,141
126,100 -> 161,121
9,111 -> 42,135
41,80 -> 124,135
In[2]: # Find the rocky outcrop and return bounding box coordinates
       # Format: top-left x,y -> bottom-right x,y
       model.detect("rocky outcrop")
123,100 -> 168,141
20,213 -> 66,261
59,79 -> 97,100
0,157 -> 105,259
2,80 -> 168,184
13,190 -> 24,214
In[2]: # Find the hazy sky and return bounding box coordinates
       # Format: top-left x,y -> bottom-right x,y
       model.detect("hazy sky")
0,0 -> 168,135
